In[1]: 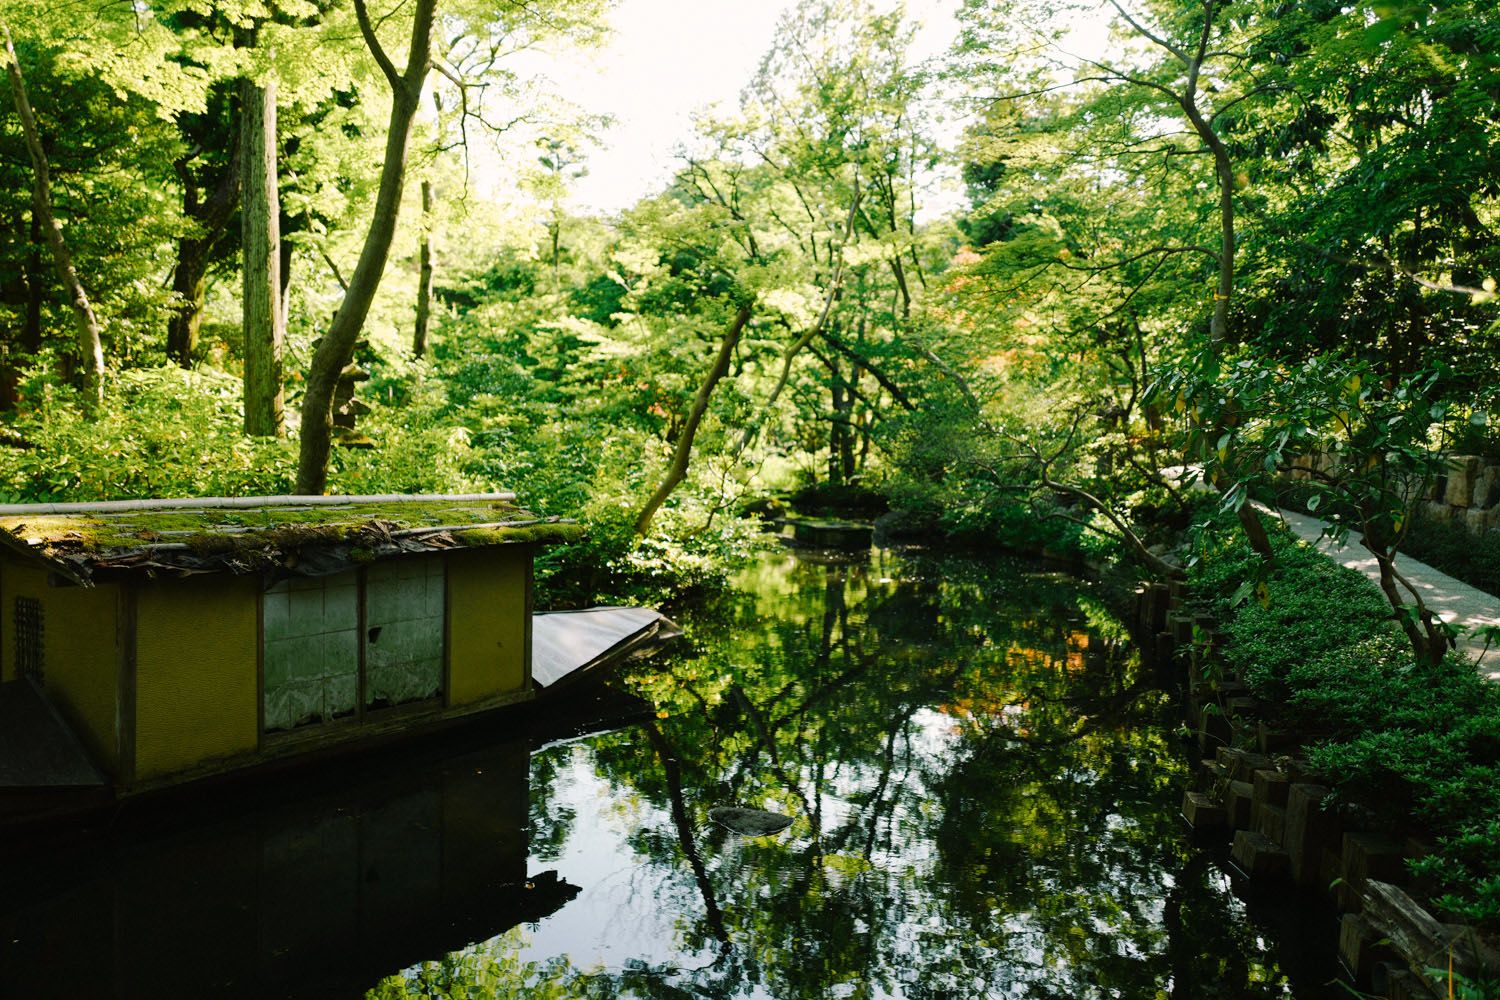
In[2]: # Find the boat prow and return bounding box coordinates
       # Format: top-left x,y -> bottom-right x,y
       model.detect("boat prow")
531,606 -> 682,691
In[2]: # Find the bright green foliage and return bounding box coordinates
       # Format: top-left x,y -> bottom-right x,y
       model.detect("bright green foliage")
1231,0 -> 1500,368
0,363 -> 297,500
0,38 -> 186,363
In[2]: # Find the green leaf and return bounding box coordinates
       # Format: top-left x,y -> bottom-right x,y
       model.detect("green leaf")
1362,18 -> 1403,48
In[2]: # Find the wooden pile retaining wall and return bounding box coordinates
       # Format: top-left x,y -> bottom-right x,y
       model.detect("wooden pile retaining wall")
1132,581 -> 1500,998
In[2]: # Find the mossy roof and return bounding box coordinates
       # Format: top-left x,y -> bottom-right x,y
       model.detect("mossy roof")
0,493 -> 582,585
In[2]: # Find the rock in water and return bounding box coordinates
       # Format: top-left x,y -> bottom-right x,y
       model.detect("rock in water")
709,806 -> 794,837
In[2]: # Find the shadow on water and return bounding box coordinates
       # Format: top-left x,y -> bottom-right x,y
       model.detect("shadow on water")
2,549 -> 1344,998
0,692 -> 643,999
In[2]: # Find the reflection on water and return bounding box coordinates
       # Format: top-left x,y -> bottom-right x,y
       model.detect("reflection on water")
0,737 -> 573,999
1,549 -> 1340,998
376,549 -> 1341,999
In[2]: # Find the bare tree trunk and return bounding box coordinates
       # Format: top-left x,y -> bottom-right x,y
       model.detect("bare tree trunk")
413,179 -> 433,358
634,303 -> 752,536
169,149 -> 241,367
168,111 -> 242,367
3,25 -> 104,406
1170,9 -> 1274,559
168,252 -> 210,368
241,74 -> 285,436
22,211 -> 42,353
296,0 -> 435,495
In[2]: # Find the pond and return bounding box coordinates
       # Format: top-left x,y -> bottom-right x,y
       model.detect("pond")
1,548 -> 1342,998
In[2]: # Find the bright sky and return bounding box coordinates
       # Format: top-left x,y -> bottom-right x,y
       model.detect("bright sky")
520,0 -> 966,215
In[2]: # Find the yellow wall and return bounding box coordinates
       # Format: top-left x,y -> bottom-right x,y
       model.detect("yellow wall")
0,561 -> 120,772
446,547 -> 530,705
134,575 -> 260,780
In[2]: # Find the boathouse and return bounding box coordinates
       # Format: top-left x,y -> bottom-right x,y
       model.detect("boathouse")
0,493 -> 674,802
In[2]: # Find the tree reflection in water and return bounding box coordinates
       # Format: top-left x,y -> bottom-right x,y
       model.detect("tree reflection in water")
370,550 -> 1338,999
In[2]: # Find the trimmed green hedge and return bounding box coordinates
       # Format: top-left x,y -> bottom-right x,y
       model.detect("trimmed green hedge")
1189,514 -> 1500,927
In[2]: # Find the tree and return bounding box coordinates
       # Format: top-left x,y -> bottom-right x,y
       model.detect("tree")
529,136 -> 589,293
633,301 -> 754,535
294,0 -> 436,493
3,25 -> 105,405
295,0 -> 610,495
412,179 -> 435,358
167,82 -> 240,367
241,70 -> 284,436
731,0 -> 933,464
945,0 -> 1335,563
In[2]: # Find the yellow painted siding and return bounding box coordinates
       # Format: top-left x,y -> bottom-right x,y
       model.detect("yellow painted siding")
134,576 -> 259,780
446,547 -> 530,705
0,561 -> 120,772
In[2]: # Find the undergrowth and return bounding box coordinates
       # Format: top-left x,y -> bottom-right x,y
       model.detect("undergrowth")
1189,512 -> 1500,928
0,362 -> 763,608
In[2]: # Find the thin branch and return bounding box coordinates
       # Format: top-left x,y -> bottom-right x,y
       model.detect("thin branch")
354,0 -> 402,90
1107,0 -> 1190,66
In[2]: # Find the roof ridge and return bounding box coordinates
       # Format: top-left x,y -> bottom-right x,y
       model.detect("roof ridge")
0,492 -> 518,516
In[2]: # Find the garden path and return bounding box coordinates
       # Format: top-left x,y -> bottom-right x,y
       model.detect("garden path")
1276,508 -> 1500,681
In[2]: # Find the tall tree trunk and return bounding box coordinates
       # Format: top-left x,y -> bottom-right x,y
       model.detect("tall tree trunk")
241,74 -> 285,436
168,127 -> 242,367
167,252 -> 210,368
840,374 -> 858,481
827,354 -> 845,487
23,211 -> 42,354
413,179 -> 433,358
296,0 -> 435,495
634,303 -> 752,536
1171,17 -> 1274,560
3,25 -> 104,406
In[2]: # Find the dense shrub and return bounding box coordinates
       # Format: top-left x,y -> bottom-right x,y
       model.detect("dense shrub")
0,360 -> 764,609
1190,513 -> 1500,926
927,493 -> 1119,562
0,365 -> 298,501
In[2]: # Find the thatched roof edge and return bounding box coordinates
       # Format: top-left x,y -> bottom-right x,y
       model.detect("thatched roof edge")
0,492 -> 519,517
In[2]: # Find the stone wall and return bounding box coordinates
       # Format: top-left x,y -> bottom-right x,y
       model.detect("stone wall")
1423,454 -> 1500,535
1285,452 -> 1500,536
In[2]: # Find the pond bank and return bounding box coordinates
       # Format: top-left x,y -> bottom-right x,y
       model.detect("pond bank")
1134,577 -> 1500,998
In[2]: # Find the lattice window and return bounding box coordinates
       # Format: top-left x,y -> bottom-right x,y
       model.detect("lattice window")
261,558 -> 446,734
14,596 -> 43,681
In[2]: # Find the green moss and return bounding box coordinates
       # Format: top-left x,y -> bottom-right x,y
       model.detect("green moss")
0,498 -> 550,556
453,522 -> 585,546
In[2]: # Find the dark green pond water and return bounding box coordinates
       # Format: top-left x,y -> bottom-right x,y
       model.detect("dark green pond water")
1,548 -> 1341,998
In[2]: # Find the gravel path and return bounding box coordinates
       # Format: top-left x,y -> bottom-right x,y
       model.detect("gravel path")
1276,508 -> 1500,680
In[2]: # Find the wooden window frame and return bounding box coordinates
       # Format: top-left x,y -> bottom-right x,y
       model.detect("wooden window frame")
258,559 -> 447,740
